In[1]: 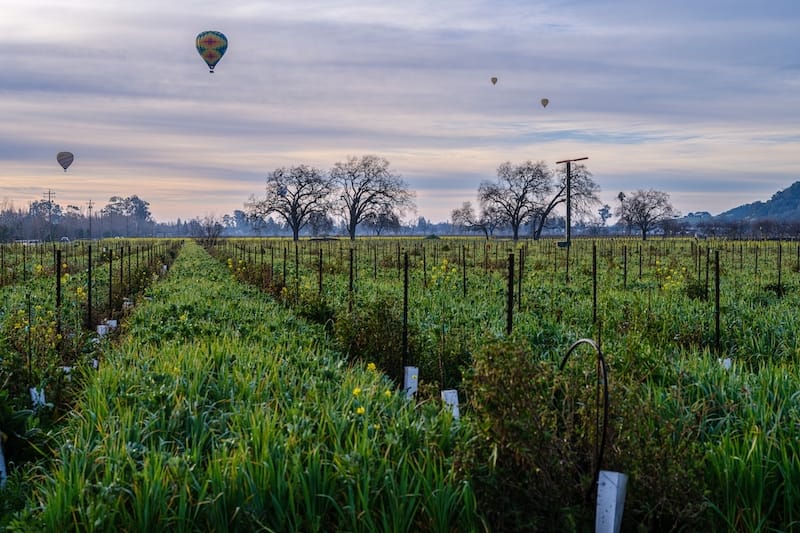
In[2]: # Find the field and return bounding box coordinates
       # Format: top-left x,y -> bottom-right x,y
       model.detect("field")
2,236 -> 800,531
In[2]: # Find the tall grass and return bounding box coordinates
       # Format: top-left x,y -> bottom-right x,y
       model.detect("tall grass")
7,241 -> 482,531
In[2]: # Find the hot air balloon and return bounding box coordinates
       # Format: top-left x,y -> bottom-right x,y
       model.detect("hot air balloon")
196,31 -> 228,73
490,77 -> 498,85
57,152 -> 74,172
540,98 -> 549,108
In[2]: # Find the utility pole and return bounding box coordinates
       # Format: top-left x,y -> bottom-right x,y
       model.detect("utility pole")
43,189 -> 56,242
555,157 -> 588,246
87,199 -> 94,240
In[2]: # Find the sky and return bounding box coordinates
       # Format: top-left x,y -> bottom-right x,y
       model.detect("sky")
1,0 -> 798,224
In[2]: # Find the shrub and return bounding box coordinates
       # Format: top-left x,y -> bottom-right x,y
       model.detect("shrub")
458,338 -> 593,531
333,296 -> 416,386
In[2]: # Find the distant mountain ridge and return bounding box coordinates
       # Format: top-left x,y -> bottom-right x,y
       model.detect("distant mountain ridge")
716,181 -> 800,221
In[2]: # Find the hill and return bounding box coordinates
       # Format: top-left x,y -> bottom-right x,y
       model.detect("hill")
716,181 -> 800,221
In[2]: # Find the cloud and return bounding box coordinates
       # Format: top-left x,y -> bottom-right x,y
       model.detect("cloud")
0,0 -> 798,224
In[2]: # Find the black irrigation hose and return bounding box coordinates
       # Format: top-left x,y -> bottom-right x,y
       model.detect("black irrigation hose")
559,338 -> 610,502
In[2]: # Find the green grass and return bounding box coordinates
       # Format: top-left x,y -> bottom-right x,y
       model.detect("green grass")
6,241 -> 480,532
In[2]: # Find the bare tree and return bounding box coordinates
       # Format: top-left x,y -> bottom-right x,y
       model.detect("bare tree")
247,164 -> 333,241
615,189 -> 678,240
451,201 -> 506,239
195,215 -> 224,243
331,155 -> 415,240
479,160 -> 552,241
527,163 -> 601,239
308,211 -> 335,237
364,209 -> 402,236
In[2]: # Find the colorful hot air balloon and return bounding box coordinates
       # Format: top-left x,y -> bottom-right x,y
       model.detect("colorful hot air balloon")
196,31 -> 228,73
57,152 -> 74,172
490,77 -> 498,85
540,98 -> 549,108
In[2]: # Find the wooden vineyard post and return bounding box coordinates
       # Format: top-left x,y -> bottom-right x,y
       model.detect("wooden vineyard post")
695,245 -> 700,280
704,247 -> 710,300
294,242 -> 299,300
423,245 -> 428,288
472,241 -> 477,268
282,246 -> 287,287
638,245 -> 642,279
87,245 -> 93,329
777,242 -> 783,289
318,247 -> 323,295
796,243 -> 799,273
119,246 -> 124,299
348,248 -> 354,313
623,245 -> 628,290
402,252 -> 409,371
55,249 -> 62,334
517,245 -> 523,310
506,253 -> 514,335
462,245 -> 467,298
108,248 -> 113,318
593,242 -> 598,325
754,244 -> 759,277
739,244 -> 743,271
260,246 -> 265,289
27,293 -> 32,383
136,246 -> 140,293
715,251 -> 721,354
396,242 -> 401,277
353,245 -> 358,285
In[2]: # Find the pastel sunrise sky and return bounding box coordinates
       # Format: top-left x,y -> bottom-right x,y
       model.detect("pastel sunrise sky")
1,0 -> 798,223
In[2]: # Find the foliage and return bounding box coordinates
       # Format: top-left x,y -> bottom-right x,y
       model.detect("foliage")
333,294 -> 413,386
7,242 -> 483,532
616,189 -> 678,240
459,338 -> 592,531
9,235 -> 800,530
246,164 -> 333,241
332,154 -> 416,240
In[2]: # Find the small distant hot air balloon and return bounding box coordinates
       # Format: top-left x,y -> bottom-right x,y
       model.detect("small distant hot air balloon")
196,31 -> 228,73
57,152 -> 74,172
490,77 -> 498,85
540,98 -> 549,108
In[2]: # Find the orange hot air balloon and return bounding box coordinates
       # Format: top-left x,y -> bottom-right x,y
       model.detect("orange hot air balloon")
57,152 -> 74,172
540,98 -> 549,108
196,31 -> 228,73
